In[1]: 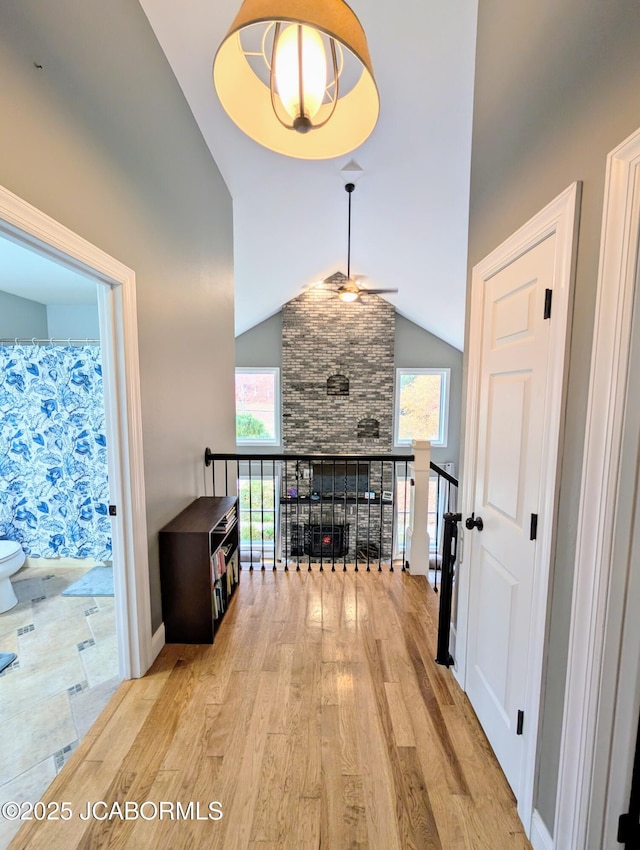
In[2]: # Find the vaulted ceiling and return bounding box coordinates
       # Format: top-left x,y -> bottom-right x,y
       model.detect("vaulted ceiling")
139,0 -> 477,350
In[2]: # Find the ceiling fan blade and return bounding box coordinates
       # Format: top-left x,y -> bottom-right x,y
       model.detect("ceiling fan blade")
361,288 -> 399,295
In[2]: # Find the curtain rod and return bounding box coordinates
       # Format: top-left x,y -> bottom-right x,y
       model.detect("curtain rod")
0,338 -> 100,345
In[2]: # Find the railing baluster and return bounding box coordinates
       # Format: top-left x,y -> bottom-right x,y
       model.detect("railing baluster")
403,471 -> 409,571
317,460 -> 322,572
295,460 -> 301,571
331,458 -> 336,571
434,473 -> 441,591
390,461 -> 396,573
283,459 -> 288,571
307,457 -> 312,572
353,463 -> 358,572
343,459 -> 348,572
378,462 -> 383,572
248,458 -> 254,571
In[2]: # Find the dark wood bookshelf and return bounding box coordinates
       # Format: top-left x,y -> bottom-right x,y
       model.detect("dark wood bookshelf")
159,496 -> 239,644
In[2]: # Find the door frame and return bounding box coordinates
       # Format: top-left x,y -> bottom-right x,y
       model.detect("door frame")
554,127 -> 640,849
456,183 -> 580,834
0,183 -> 152,679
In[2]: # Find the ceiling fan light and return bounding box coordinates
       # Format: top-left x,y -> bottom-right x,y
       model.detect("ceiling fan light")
213,0 -> 379,159
338,288 -> 359,303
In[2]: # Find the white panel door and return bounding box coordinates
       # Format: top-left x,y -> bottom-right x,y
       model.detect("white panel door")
466,235 -> 554,795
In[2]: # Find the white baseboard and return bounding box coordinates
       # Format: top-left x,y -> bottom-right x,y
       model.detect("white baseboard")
531,810 -> 553,850
151,623 -> 165,664
449,622 -> 457,660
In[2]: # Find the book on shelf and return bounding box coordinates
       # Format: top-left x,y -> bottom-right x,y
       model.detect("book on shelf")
231,552 -> 238,583
210,547 -> 227,582
217,507 -> 237,533
214,582 -> 224,618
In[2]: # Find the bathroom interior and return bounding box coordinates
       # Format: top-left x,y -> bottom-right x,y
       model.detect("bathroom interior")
0,234 -> 119,848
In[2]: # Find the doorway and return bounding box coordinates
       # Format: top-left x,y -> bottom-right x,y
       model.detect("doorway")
0,183 -> 151,677
0,183 -> 153,845
553,126 -> 640,849
457,184 -> 580,835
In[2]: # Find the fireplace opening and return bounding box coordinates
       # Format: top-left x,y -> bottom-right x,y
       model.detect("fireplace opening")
298,524 -> 349,557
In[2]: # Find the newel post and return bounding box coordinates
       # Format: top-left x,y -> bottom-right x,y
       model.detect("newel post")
405,440 -> 431,576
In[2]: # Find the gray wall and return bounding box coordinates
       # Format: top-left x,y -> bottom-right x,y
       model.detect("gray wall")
235,312 -> 282,371
0,290 -> 47,338
395,314 -> 462,467
235,308 -> 463,466
47,304 -> 100,339
468,0 -> 640,832
0,0 -> 235,634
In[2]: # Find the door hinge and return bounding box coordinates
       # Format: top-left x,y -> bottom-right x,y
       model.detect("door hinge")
108,505 -> 117,517
517,710 -> 524,735
617,812 -> 639,844
544,288 -> 553,320
530,513 -> 538,541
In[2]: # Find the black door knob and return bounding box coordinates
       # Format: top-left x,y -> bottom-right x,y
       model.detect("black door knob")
465,513 -> 484,531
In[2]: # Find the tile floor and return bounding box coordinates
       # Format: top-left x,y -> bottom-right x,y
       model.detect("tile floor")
0,559 -> 119,849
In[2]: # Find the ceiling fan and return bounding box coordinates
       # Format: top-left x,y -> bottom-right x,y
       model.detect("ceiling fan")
324,183 -> 399,303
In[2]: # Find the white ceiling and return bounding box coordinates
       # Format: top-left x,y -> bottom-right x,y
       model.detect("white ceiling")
139,0 -> 477,350
0,232 -> 97,305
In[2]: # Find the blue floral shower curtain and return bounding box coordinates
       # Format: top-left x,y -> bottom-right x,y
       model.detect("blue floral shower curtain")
0,344 -> 111,559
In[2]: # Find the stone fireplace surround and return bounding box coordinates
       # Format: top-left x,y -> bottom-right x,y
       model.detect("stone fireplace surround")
280,288 -> 397,560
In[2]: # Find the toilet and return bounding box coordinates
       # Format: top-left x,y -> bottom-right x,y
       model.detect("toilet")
0,540 -> 25,613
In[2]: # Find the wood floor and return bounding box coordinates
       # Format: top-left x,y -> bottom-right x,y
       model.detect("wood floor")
9,571 -> 531,850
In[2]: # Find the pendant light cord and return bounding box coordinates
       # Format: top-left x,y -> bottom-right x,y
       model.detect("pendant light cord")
346,182 -> 355,279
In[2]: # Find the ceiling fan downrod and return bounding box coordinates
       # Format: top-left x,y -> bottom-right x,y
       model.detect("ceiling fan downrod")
345,182 -> 355,280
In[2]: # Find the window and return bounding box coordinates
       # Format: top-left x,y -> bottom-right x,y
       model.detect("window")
235,368 -> 280,445
394,368 -> 450,447
238,468 -> 278,563
394,471 -> 412,557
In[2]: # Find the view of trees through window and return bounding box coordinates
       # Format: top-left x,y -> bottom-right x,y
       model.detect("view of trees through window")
395,369 -> 448,445
238,477 -> 276,549
235,369 -> 278,443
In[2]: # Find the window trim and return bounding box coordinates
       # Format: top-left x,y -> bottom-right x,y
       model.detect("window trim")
394,367 -> 450,448
235,366 -> 281,446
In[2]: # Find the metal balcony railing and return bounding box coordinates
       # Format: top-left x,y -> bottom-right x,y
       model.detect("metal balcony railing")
204,448 -> 458,588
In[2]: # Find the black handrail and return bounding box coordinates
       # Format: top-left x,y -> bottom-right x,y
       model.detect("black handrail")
206,448 -> 414,464
205,448 -> 458,486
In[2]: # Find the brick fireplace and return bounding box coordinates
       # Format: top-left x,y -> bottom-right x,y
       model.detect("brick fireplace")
280,287 -> 397,561
281,286 -> 395,454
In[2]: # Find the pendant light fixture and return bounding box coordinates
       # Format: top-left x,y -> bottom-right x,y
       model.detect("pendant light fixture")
213,0 -> 379,160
